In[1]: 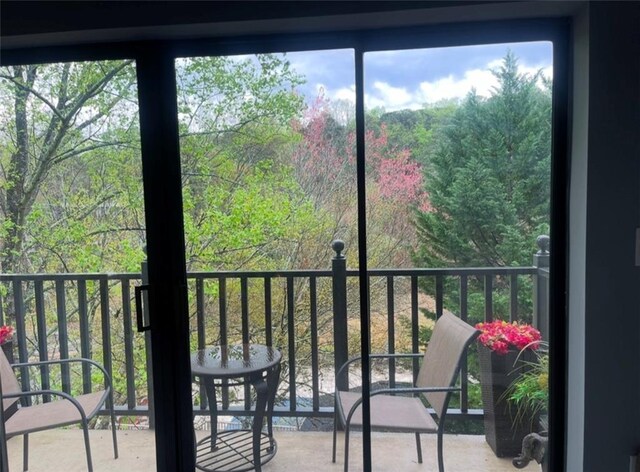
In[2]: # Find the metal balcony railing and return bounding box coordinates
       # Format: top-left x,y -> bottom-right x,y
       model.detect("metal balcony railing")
0,238 -> 550,428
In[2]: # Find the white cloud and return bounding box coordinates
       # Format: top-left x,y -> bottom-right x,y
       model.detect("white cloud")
417,62 -> 552,107
489,58 -> 553,80
334,86 -> 356,102
313,83 -> 356,103
418,68 -> 495,103
372,81 -> 413,108
311,60 -> 552,113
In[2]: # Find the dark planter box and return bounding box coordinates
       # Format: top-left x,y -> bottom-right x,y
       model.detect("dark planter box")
1,339 -> 14,364
1,339 -> 18,419
478,344 -> 538,458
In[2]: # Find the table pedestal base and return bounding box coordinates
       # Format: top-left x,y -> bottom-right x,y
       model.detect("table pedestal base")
195,430 -> 277,472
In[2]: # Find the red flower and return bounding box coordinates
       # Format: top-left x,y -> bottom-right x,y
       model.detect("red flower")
0,325 -> 14,345
475,320 -> 541,355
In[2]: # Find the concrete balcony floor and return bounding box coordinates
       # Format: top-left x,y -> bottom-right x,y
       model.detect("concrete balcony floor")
6,429 -> 538,472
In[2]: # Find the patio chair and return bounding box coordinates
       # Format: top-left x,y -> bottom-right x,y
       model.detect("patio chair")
0,347 -> 118,472
332,312 -> 480,472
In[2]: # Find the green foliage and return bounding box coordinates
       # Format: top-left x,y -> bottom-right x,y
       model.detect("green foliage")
176,55 -> 304,133
507,347 -> 549,427
175,54 -> 313,271
377,105 -> 443,161
400,54 -> 551,416
0,60 -> 141,274
0,55 -> 315,409
413,52 -> 551,324
0,51 -> 552,423
415,52 -> 551,271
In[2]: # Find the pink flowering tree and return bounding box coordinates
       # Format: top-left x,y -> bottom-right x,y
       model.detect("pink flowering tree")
364,123 -> 430,266
290,93 -> 428,269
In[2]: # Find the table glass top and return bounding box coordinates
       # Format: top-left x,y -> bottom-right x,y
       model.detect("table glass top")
191,344 -> 281,378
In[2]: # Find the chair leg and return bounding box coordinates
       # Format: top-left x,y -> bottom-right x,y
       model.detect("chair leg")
193,428 -> 198,463
203,378 -> 217,453
22,434 -> 28,472
109,391 -> 119,459
343,423 -> 350,472
332,411 -> 338,463
82,419 -> 94,472
415,432 -> 423,464
437,429 -> 444,472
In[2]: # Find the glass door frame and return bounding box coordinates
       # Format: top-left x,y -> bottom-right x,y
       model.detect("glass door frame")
1,16 -> 570,472
0,46 -> 198,471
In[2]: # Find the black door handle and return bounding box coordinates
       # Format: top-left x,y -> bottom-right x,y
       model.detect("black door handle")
135,284 -> 151,332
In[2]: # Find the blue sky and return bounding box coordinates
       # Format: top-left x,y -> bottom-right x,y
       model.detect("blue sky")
283,41 -> 553,111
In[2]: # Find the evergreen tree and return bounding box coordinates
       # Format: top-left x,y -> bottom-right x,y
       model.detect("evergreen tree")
414,52 -> 551,321
415,52 -> 551,269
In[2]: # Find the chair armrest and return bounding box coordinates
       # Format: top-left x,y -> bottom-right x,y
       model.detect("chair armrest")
11,358 -> 113,392
369,353 -> 424,360
2,390 -> 89,422
370,386 -> 461,396
336,353 -> 423,383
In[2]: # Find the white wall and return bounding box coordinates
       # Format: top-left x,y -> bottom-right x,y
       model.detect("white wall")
567,4 -> 589,471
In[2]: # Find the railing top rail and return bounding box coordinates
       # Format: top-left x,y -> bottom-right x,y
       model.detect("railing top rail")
0,273 -> 140,282
0,266 -> 538,281
187,269 -> 333,278
352,267 -> 538,276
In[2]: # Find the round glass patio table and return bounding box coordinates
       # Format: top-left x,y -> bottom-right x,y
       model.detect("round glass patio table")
191,344 -> 282,472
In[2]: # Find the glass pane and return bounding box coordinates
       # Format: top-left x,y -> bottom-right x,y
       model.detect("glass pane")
364,42 -> 553,470
175,50 -> 361,471
0,60 -> 157,468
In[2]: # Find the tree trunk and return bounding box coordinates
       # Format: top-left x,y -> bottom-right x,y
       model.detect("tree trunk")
2,66 -> 35,277
1,66 -> 37,327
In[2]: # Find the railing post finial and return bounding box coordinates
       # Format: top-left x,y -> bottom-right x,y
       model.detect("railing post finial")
332,240 -> 345,260
536,235 -> 550,255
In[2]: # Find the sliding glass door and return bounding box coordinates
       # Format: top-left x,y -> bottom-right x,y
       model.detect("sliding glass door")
0,58 -> 164,470
362,41 -> 554,469
173,49 -> 366,471
1,19 -> 567,472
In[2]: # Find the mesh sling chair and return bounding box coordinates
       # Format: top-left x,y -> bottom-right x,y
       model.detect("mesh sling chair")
332,312 -> 480,472
0,347 -> 118,472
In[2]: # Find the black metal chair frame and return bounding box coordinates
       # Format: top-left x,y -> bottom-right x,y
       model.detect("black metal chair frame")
2,357 -> 118,472
333,353 -> 460,472
332,316 -> 479,472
